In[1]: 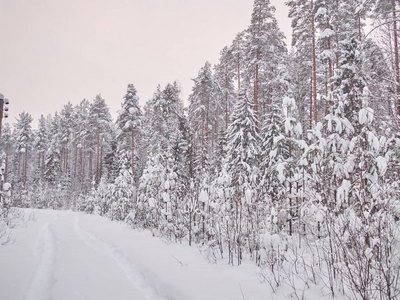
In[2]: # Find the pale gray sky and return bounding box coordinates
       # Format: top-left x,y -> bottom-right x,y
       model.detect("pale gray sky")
0,0 -> 290,127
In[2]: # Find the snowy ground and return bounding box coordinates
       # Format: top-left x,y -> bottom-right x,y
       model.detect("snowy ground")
0,209 -> 275,300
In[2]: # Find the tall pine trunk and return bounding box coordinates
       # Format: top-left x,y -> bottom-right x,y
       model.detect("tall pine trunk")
64,147 -> 68,177
310,76 -> 313,130
96,128 -> 100,185
99,146 -> 103,181
311,0 -> 318,125
393,0 -> 400,116
24,149 -> 28,187
38,153 -> 41,181
254,48 -> 259,131
225,76 -> 229,141
82,142 -> 86,185
89,150 -> 93,185
131,129 -> 135,179
237,53 -> 241,101
41,152 -> 44,182
201,89 -> 205,173
326,0 -> 333,93
206,89 -> 209,162
74,145 -> 78,183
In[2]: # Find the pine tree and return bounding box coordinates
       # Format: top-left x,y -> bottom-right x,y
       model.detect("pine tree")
35,116 -> 49,182
214,46 -> 236,138
60,102 -> 75,179
87,95 -> 112,186
74,99 -> 90,191
287,0 -> 314,130
230,30 -> 249,109
248,0 -> 287,129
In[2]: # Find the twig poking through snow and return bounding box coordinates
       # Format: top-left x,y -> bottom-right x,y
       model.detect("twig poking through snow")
172,255 -> 188,266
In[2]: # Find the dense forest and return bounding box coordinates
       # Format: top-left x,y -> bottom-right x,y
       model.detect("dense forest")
1,0 -> 400,298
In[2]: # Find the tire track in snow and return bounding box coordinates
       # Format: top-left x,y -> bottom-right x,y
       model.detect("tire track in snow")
73,217 -> 168,300
24,222 -> 56,300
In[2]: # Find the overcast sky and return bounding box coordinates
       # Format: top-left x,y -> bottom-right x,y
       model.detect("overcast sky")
0,0 -> 290,127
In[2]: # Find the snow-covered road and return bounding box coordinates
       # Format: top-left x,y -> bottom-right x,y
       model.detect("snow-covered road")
0,210 -> 269,300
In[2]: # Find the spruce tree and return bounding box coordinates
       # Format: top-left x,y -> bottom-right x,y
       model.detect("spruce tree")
44,113 -> 62,187
225,90 -> 261,265
188,62 -> 217,178
116,84 -> 143,182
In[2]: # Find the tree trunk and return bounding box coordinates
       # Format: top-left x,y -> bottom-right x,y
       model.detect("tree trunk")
96,128 -> 100,185
254,48 -> 259,132
288,121 -> 293,236
310,76 -> 313,130
99,146 -> 103,181
38,153 -> 41,181
225,76 -> 229,140
41,152 -> 44,181
206,89 -> 209,161
201,89 -> 204,173
74,145 -> 78,183
80,146 -> 83,184
65,147 -> 68,176
60,149 -> 64,176
89,150 -> 93,185
393,0 -> 400,116
24,149 -> 28,187
238,51 -> 241,101
131,129 -> 135,178
214,106 -> 218,153
311,0 -> 318,125
82,142 -> 86,184
326,0 -> 333,93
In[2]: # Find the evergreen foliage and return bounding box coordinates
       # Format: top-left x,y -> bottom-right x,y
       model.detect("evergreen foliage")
3,1 -> 400,298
